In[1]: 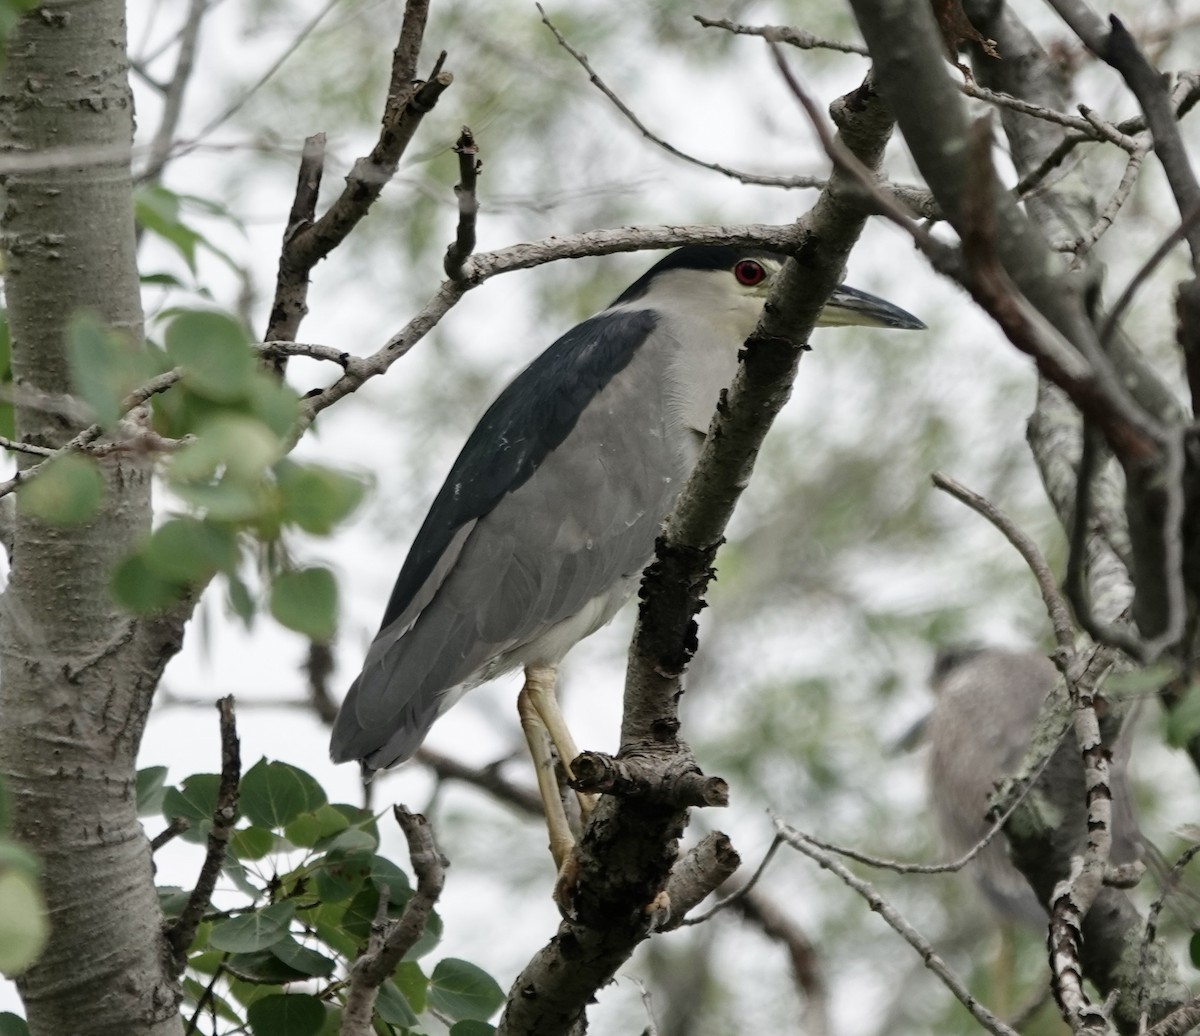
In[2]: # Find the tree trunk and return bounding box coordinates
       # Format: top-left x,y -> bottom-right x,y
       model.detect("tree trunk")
0,2 -> 183,1033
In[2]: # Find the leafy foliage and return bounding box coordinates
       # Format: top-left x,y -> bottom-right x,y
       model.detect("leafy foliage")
64,306 -> 371,641
0,780 -> 46,979
152,759 -> 504,1035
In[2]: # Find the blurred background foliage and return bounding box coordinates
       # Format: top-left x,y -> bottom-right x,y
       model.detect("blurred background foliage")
11,0 -> 1198,1032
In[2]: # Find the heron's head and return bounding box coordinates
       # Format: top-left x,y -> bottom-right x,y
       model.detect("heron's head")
610,245 -> 925,332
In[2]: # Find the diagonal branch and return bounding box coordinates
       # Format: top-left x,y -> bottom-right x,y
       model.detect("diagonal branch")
496,70 -> 897,1036
140,0 -> 209,185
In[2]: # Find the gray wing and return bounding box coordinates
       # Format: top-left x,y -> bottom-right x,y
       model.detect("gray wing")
332,311 -> 685,768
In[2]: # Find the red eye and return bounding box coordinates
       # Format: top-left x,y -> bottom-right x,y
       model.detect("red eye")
734,259 -> 766,286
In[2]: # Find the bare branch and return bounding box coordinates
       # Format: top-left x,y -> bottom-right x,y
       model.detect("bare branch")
1046,655 -> 1118,1033
655,832 -> 741,931
679,836 -> 783,926
497,74 -> 897,1036
264,0 -> 446,358
150,816 -> 190,853
693,15 -> 868,55
140,0 -> 208,184
774,817 -> 1020,1036
443,125 -> 481,280
340,807 -> 446,1036
931,471 -> 1075,652
1045,3 -> 1200,268
167,696 -> 240,967
159,0 -> 342,172
538,5 -> 826,193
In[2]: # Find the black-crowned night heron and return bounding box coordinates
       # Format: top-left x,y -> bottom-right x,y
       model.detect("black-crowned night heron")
331,245 -> 923,866
926,647 -> 1139,926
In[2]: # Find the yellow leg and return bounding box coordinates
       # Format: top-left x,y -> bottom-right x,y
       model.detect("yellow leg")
523,663 -> 596,821
517,680 -> 575,869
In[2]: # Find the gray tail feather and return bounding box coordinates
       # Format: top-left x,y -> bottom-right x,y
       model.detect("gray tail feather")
329,673 -> 439,771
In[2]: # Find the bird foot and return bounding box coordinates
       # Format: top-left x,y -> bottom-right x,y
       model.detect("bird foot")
553,847 -> 581,921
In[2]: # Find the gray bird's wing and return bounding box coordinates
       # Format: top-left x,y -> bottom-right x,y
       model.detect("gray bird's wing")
331,308 -> 684,768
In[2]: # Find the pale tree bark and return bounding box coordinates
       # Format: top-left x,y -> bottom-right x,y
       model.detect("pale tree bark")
0,2 -> 183,1034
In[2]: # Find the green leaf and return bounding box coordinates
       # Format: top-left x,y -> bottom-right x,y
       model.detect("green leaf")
226,978 -> 286,1009
143,517 -> 239,584
283,804 -> 350,848
111,550 -> 189,614
227,573 -> 256,625
208,901 -> 296,953
450,1022 -> 496,1036
164,310 -> 255,402
181,976 -> 241,1024
136,185 -> 202,274
246,377 -> 302,438
240,759 -> 326,830
161,773 -> 221,843
369,856 -> 412,904
136,766 -> 169,816
157,885 -> 190,918
246,993 -> 325,1036
230,826 -> 275,861
225,949 -> 310,986
300,902 -> 359,958
170,414 -> 282,485
19,454 -> 105,525
1164,684 -> 1200,749
428,959 -> 505,1022
0,1012 -> 31,1036
0,868 -> 48,977
172,478 -> 267,523
0,841 -> 38,879
375,979 -> 419,1027
394,961 -> 428,1014
319,804 -> 380,851
269,567 -> 337,641
269,935 -> 335,978
340,884 -> 382,944
312,849 -> 373,904
66,313 -> 156,428
275,462 -> 367,535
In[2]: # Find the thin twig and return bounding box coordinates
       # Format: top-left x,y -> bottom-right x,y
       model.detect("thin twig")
538,5 -> 827,194
264,0 -> 446,357
1100,202 -> 1200,347
167,696 -> 240,966
693,15 -> 868,55
1137,842 -> 1200,1028
158,0 -> 342,173
0,435 -> 54,458
183,957 -> 229,1036
443,125 -> 480,280
774,817 -> 1020,1036
932,472 -> 1075,651
1053,139 -> 1150,255
151,816 -> 191,852
141,0 -> 208,184
680,835 -> 782,926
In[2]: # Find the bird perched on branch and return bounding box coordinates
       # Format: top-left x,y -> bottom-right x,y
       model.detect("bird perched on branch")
332,245 -> 923,867
925,646 -> 1140,925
